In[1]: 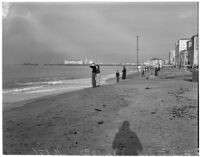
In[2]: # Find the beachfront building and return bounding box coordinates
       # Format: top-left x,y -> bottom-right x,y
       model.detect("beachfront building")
169,50 -> 176,65
150,57 -> 163,68
175,38 -> 190,67
164,59 -> 169,65
180,50 -> 190,67
144,60 -> 151,67
84,58 -> 88,64
88,60 -> 94,64
64,59 -> 83,64
188,34 -> 199,67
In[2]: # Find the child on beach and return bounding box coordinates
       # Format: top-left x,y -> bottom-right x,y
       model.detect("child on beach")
116,70 -> 120,83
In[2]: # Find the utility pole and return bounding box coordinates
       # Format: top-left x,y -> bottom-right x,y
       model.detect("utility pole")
197,2 -> 199,66
137,36 -> 139,73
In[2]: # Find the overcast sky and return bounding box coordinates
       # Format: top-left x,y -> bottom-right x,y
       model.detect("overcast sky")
2,2 -> 198,64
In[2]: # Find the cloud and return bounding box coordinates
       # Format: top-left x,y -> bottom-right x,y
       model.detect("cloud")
178,10 -> 195,19
2,2 -> 10,19
4,3 -> 138,64
3,3 -> 198,64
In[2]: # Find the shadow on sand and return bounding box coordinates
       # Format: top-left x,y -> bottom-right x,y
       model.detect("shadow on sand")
112,121 -> 143,155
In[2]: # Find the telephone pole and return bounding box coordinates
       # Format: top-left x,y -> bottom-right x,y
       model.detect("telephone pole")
137,36 -> 139,73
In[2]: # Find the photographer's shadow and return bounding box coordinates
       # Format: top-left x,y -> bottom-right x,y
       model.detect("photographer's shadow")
112,121 -> 143,155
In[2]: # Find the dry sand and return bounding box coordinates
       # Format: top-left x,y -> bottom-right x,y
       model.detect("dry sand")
3,68 -> 198,155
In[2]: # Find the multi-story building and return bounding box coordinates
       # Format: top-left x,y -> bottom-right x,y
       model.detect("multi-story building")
148,57 -> 163,68
169,50 -> 175,65
180,50 -> 189,67
164,59 -> 169,65
88,60 -> 94,64
190,35 -> 198,66
175,38 -> 190,67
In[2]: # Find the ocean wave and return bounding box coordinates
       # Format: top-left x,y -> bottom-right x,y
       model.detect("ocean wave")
16,80 -> 64,86
3,86 -> 44,94
3,78 -> 91,94
3,71 -> 134,95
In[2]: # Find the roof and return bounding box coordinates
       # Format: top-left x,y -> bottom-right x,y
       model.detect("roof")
179,38 -> 190,41
180,49 -> 188,53
191,34 -> 198,39
150,57 -> 162,60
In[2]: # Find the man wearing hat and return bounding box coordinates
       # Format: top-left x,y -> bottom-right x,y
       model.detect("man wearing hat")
90,63 -> 97,88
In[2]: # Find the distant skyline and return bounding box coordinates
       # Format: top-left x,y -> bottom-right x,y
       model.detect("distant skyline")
3,2 -> 198,64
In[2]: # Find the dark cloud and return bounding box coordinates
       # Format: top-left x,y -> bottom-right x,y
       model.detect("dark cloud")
3,2 -> 197,64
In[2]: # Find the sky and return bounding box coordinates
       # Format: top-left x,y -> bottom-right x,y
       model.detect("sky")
2,2 -> 198,64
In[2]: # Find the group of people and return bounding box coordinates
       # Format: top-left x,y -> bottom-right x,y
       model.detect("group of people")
90,63 -> 127,88
141,65 -> 161,78
90,63 -> 164,88
90,63 -> 101,88
116,65 -> 126,83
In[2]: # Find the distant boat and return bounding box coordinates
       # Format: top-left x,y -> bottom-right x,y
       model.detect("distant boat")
23,63 -> 39,66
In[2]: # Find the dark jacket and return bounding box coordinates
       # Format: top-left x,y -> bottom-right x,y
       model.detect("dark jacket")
90,65 -> 97,73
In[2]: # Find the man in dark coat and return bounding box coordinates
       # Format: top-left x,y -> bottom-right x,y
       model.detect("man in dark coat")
90,63 -> 97,88
155,67 -> 158,77
122,66 -> 126,80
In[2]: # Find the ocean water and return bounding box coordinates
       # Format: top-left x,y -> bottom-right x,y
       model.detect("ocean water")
3,65 -> 136,108
3,64 -> 136,91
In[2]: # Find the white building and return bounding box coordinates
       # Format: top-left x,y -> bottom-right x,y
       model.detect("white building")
144,60 -> 151,66
84,58 -> 88,64
169,50 -> 175,65
186,34 -> 198,67
64,59 -> 83,64
164,59 -> 169,65
144,58 -> 163,68
191,35 -> 198,66
150,57 -> 163,68
180,50 -> 189,67
175,38 -> 190,67
88,60 -> 94,64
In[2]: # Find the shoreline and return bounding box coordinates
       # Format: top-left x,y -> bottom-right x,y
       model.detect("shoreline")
3,70 -> 137,111
3,68 -> 198,155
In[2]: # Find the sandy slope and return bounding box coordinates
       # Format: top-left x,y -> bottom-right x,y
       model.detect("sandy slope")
3,68 -> 198,155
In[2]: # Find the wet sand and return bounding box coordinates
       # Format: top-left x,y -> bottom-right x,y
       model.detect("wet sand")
3,68 -> 198,155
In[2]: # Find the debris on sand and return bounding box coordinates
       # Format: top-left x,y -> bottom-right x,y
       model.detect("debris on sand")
102,104 -> 106,107
97,121 -> 104,125
73,131 -> 77,135
171,105 -> 197,120
145,87 -> 151,90
95,109 -> 102,112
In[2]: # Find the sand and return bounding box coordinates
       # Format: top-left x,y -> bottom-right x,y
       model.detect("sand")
3,68 -> 198,155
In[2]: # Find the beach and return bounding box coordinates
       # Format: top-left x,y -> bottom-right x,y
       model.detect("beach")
3,68 -> 198,155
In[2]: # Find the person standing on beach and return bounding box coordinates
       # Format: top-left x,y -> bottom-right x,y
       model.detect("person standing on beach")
116,70 -> 120,83
141,68 -> 145,77
158,64 -> 161,71
90,63 -> 97,88
155,66 -> 158,77
96,65 -> 101,87
122,66 -> 126,80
